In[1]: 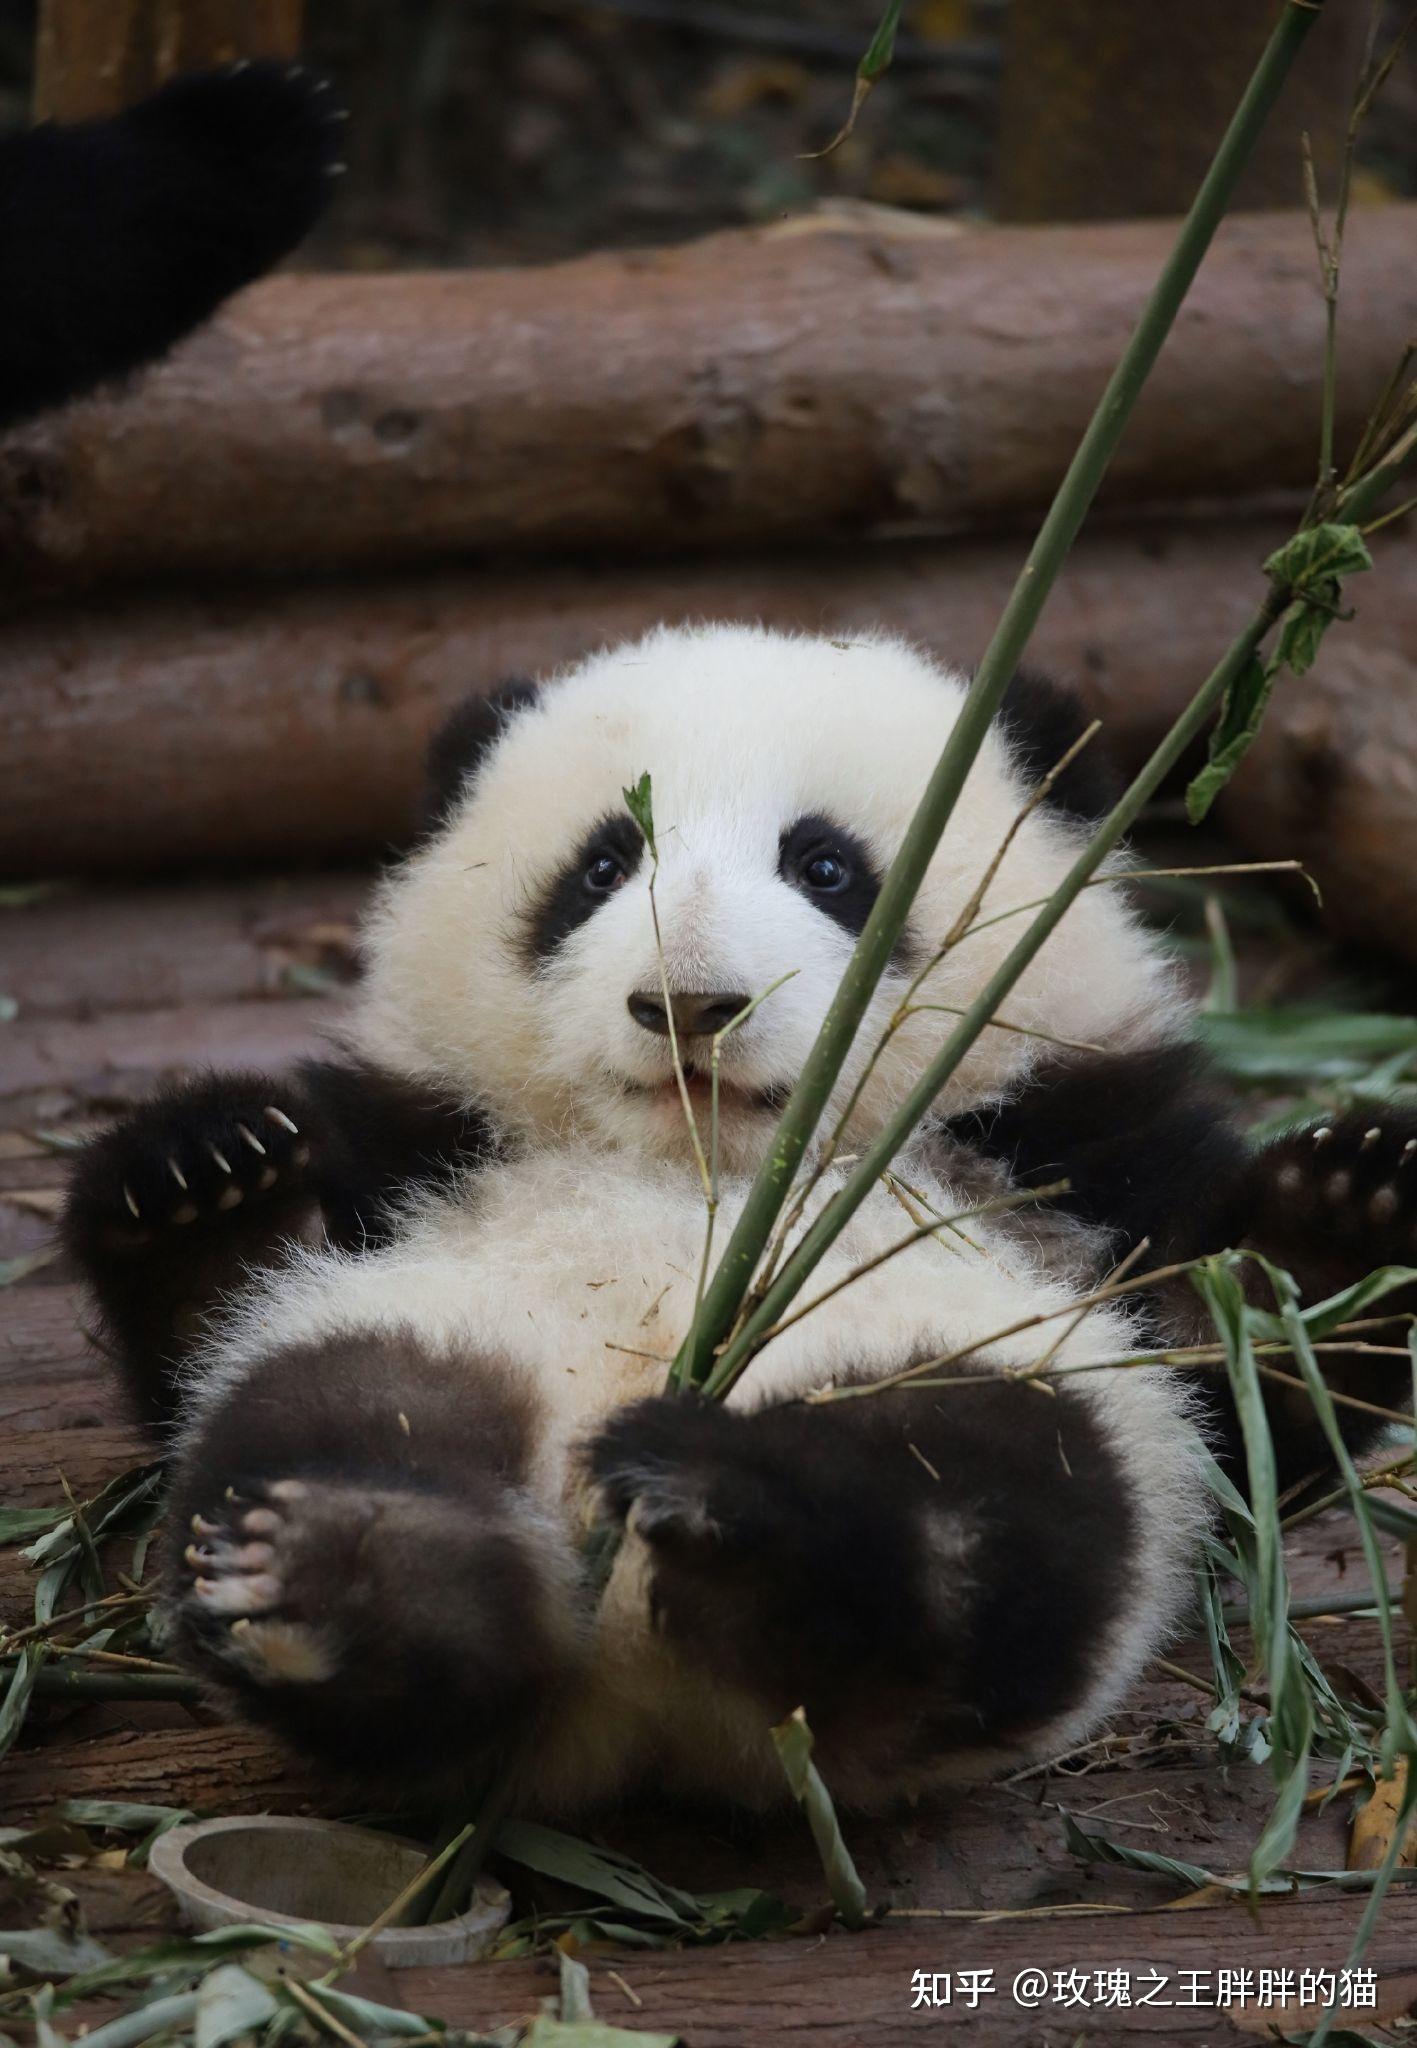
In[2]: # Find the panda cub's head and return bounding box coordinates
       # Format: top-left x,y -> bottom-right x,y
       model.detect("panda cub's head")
353,625 -> 1181,1170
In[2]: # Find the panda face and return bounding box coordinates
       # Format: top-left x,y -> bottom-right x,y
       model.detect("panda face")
353,625 -> 1181,1168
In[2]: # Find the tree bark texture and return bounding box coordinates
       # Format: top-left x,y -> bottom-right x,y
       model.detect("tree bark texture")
2,205 -> 1413,591
995,0 -> 1367,223
33,0 -> 303,122
4,509 -> 1416,964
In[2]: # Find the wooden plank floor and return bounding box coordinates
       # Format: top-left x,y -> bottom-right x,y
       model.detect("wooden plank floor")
3,873 -> 1415,2044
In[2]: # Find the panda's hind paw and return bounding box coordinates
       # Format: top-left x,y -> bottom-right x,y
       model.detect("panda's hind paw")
177,1477 -> 352,1684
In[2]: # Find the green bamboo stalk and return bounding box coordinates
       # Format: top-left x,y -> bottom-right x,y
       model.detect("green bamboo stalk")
10,1662 -> 199,1701
672,0 -> 1330,1392
702,451 -> 1407,1399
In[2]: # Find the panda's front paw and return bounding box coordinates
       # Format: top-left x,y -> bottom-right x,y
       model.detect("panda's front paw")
65,1072 -> 313,1261
1245,1108 -> 1417,1268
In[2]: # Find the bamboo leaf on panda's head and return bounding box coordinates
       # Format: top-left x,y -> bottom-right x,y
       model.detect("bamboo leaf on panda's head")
623,773 -> 656,860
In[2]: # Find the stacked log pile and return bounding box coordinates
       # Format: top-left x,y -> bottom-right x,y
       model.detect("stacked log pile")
2,201 -> 1415,954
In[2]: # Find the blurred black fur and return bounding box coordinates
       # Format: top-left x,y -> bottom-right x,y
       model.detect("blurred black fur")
0,60 -> 341,431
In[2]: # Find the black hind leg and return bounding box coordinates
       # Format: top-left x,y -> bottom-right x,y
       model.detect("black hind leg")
168,1332 -> 580,1784
590,1376 -> 1139,1774
0,61 -> 343,430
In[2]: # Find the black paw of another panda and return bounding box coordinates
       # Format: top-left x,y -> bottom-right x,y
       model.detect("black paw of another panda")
65,1072 -> 313,1261
122,61 -> 346,271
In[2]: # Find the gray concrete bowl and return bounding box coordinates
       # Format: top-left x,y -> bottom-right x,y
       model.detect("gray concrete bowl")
148,1815 -> 510,1968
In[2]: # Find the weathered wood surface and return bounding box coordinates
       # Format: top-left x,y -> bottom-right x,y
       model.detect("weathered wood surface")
2,205 -> 1414,589
4,512 -> 1416,970
4,873 -> 1416,2042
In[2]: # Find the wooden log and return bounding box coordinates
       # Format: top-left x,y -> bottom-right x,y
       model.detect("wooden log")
4,510 -> 1417,963
995,0 -> 1365,222
2,205 -> 1415,588
33,0 -> 303,122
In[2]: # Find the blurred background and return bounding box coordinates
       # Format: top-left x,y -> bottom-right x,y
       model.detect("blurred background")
2,0 -> 1415,265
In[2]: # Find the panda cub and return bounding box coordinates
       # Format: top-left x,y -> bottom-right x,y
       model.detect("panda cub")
67,625 -> 1417,1814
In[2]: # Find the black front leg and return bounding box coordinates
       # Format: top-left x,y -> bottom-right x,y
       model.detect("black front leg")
64,1059 -> 489,1431
939,1040 -> 1247,1262
589,1381 -> 1137,1767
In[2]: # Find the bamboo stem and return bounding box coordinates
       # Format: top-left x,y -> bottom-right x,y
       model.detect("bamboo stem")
672,0 -> 1331,1393
705,444 -> 1409,1399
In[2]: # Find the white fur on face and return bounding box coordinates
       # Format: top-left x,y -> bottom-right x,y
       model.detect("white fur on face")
352,624 -> 1182,1163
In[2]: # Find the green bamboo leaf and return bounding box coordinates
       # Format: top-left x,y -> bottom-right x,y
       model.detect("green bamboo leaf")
1192,1256 -> 1313,1889
493,1821 -> 696,1927
1198,1008 -> 1417,1083
1263,522 -> 1373,589
0,1924 -> 114,1975
0,1646 -> 44,1763
194,1965 -> 278,2048
0,1503 -> 71,1545
1185,652 -> 1275,823
622,773 -> 655,860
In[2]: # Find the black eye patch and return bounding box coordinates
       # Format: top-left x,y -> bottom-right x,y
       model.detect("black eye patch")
527,812 -> 645,962
778,815 -> 883,940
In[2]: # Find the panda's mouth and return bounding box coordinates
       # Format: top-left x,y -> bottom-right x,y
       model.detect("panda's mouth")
624,1065 -> 787,1115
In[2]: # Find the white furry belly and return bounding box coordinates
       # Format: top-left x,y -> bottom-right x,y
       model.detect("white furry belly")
195,1146 -> 1134,1450
189,1147 -> 1209,1808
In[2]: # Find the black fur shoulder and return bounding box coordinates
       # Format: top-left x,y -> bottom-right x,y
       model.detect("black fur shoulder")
0,61 -> 342,431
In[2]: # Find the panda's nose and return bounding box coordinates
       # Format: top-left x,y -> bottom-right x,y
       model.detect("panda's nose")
627,990 -> 750,1039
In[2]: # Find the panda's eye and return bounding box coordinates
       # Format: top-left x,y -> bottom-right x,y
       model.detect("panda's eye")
584,852 -> 628,895
800,849 -> 849,894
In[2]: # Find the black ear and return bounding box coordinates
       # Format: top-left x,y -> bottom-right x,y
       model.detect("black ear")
422,679 -> 539,833
997,668 -> 1120,823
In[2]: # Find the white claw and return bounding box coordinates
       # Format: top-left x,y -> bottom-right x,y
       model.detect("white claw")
1363,1127 -> 1382,1150
1403,1140 -> 1417,1162
264,1107 -> 300,1136
168,1157 -> 189,1191
216,1185 -> 244,1213
123,1184 -> 141,1219
194,1573 -> 279,1615
191,1513 -> 221,1538
237,1124 -> 267,1157
312,77 -> 332,92
1313,1126 -> 1333,1146
209,1145 -> 233,1175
